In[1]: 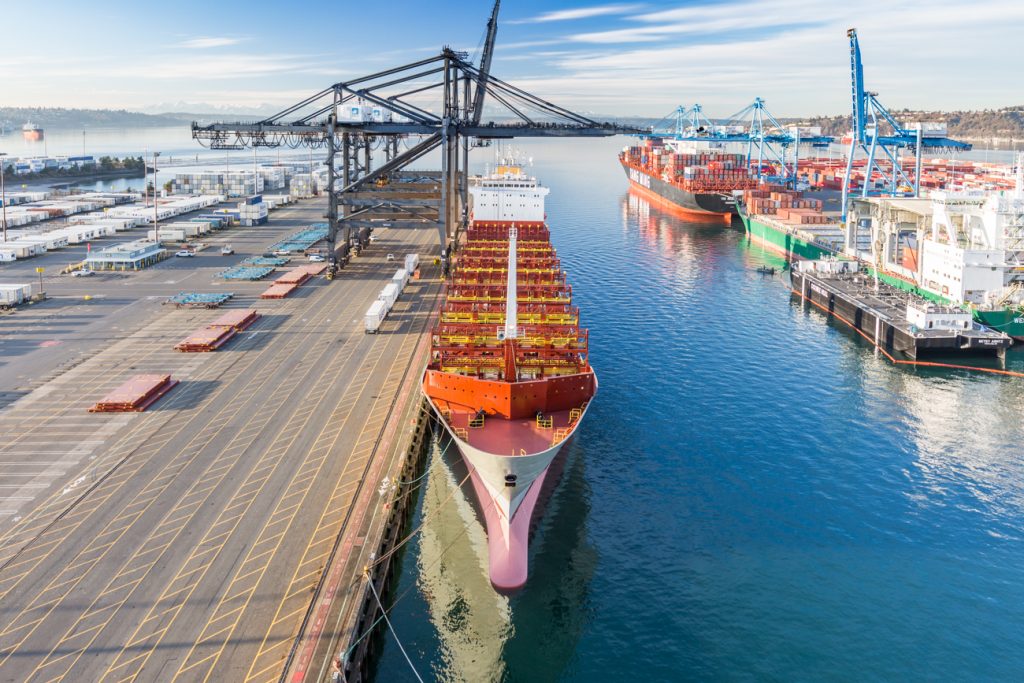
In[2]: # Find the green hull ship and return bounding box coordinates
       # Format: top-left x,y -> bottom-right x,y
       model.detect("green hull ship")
738,204 -> 1024,340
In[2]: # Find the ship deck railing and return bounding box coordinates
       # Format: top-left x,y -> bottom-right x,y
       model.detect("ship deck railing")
456,257 -> 561,269
447,293 -> 572,305
451,275 -> 567,288
454,266 -> 564,277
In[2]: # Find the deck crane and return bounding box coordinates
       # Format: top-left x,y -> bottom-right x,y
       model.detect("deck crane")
841,27 -> 971,219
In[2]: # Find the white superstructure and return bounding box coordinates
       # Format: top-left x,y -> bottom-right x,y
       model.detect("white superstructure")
469,162 -> 549,223
846,190 -> 1024,309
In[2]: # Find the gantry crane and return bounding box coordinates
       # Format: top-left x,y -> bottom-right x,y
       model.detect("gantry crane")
645,99 -> 833,184
841,27 -> 971,218
192,0 -> 640,279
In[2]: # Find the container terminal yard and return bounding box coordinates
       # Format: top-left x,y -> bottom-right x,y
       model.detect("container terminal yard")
3,3 -> 1024,682
0,192 -> 450,681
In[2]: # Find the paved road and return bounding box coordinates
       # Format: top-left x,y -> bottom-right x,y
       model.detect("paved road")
0,203 -> 441,681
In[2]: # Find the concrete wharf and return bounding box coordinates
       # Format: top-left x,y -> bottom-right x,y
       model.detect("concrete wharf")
0,197 -> 442,681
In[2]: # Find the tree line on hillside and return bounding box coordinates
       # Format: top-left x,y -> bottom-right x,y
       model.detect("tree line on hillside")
803,106 -> 1024,139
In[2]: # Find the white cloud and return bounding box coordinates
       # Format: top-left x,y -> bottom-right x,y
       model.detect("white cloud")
510,3 -> 643,24
177,36 -> 243,49
506,0 -> 1024,116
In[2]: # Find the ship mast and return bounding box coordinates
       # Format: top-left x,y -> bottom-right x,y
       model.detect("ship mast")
503,225 -> 518,382
504,226 -> 518,338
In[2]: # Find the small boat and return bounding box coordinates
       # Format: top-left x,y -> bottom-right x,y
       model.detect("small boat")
756,266 -> 776,275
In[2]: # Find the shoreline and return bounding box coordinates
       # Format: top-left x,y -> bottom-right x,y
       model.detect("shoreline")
6,169 -> 145,192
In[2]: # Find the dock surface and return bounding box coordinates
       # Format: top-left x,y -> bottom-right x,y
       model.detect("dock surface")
0,201 -> 439,681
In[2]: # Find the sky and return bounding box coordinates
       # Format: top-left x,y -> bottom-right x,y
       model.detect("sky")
1,0 -> 1022,119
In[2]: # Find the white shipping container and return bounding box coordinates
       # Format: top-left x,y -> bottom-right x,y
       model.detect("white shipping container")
364,300 -> 387,333
0,283 -> 33,305
392,268 -> 408,291
379,282 -> 399,309
404,253 -> 419,272
4,241 -> 43,257
147,228 -> 187,242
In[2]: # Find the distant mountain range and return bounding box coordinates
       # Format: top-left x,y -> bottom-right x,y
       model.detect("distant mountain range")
0,106 -> 276,130
3,105 -> 1023,142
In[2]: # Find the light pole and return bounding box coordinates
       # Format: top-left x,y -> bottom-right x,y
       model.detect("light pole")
1,151 -> 7,243
153,151 -> 160,243
144,146 -> 149,208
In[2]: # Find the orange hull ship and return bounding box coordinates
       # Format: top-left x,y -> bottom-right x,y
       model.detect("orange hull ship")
422,164 -> 596,590
22,122 -> 43,141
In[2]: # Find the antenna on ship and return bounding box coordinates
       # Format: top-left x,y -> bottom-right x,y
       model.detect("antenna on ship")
1016,151 -> 1023,198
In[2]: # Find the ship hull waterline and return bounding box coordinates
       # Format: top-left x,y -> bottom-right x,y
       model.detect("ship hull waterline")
621,162 -> 734,224
422,372 -> 597,591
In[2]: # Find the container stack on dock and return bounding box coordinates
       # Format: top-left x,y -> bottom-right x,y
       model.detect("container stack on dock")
289,173 -> 315,198
174,309 -> 260,352
170,171 -> 263,197
797,156 -> 1020,194
89,374 -> 179,412
238,195 -> 269,226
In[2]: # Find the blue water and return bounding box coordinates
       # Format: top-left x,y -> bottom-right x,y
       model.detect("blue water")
375,137 -> 1024,682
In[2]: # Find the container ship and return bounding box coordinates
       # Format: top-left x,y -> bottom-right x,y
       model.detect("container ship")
22,122 -> 43,141
738,181 -> 1024,339
421,162 -> 597,591
619,138 -> 757,223
736,186 -> 845,260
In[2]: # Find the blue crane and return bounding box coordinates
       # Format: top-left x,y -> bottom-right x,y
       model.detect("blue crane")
643,100 -> 833,185
841,27 -> 971,218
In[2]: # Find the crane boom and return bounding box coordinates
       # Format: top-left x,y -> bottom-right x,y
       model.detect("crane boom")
471,0 -> 500,124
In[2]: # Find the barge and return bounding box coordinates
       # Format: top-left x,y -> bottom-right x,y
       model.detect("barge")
791,259 -> 1011,359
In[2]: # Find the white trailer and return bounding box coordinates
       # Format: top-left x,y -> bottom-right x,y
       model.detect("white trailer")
0,284 -> 33,306
378,282 -> 399,310
364,299 -> 387,333
392,268 -> 408,291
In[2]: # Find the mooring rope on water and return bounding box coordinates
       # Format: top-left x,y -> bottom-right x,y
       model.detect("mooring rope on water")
366,569 -> 425,683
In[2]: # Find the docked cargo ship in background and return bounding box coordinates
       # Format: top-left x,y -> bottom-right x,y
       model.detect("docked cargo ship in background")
845,189 -> 1024,339
619,138 -> 758,223
737,172 -> 1024,339
422,162 -> 597,591
21,122 -> 43,141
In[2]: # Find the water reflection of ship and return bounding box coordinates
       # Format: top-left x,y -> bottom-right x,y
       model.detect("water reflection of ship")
416,430 -> 596,680
417,436 -> 511,682
878,365 -> 1024,514
623,187 -> 705,255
